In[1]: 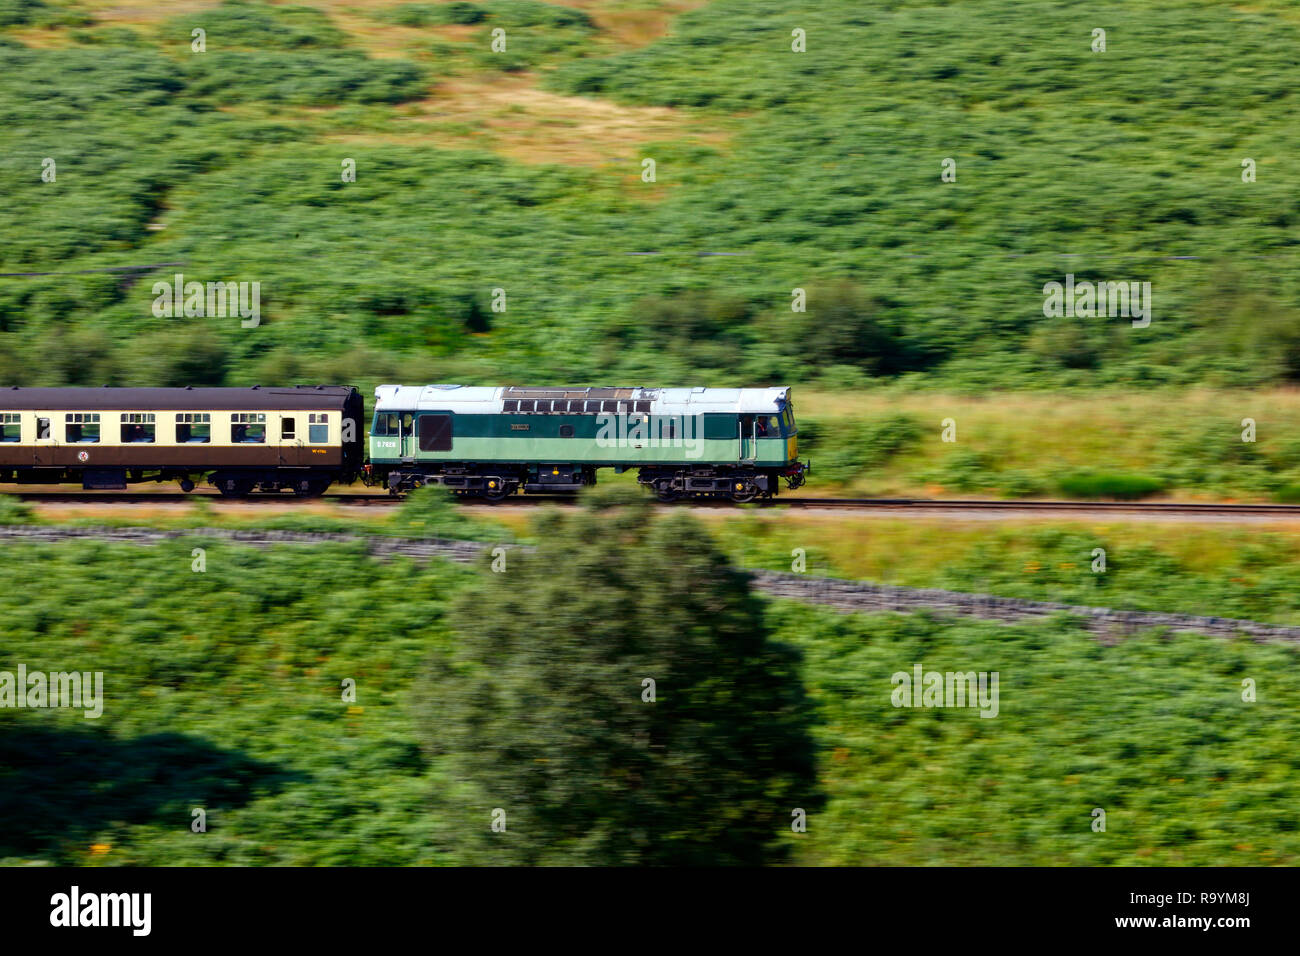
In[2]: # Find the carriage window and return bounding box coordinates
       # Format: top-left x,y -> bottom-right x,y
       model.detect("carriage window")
308,413 -> 328,443
37,417 -> 50,440
232,413 -> 266,443
282,417 -> 296,440
177,413 -> 211,443
121,413 -> 155,443
65,413 -> 100,443
0,413 -> 19,442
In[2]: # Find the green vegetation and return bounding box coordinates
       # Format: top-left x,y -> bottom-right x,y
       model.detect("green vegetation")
709,516 -> 1300,626
421,491 -> 818,864
2,510 -> 1297,865
0,495 -> 32,525
166,1 -> 349,51
0,0 -> 1297,391
1055,472 -> 1165,500
394,483 -> 511,540
796,413 -> 925,485
778,601 -> 1300,865
1274,484 -> 1300,504
790,389 -> 1300,500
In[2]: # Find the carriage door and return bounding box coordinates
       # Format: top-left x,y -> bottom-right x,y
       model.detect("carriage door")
738,415 -> 757,463
32,414 -> 56,466
278,414 -> 303,466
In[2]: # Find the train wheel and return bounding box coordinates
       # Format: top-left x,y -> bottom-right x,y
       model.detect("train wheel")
655,484 -> 679,503
730,481 -> 757,504
217,477 -> 255,498
293,477 -> 331,498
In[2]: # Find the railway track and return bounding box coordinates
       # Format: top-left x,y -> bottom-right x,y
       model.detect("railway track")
771,498 -> 1300,515
10,490 -> 1300,517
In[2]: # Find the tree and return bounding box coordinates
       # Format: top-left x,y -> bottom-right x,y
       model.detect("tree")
422,490 -> 821,865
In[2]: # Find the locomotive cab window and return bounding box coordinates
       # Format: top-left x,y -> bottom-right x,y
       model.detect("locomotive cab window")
372,412 -> 400,436
308,413 -> 328,443
65,413 -> 100,443
177,413 -> 210,443
232,413 -> 266,444
121,413 -> 155,443
0,413 -> 19,442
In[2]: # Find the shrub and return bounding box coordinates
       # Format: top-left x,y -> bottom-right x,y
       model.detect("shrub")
1274,484 -> 1300,504
0,494 -> 33,525
1057,472 -> 1166,500
394,484 -> 508,540
421,497 -> 821,864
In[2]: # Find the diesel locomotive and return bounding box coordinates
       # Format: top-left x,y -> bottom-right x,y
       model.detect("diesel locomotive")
368,384 -> 808,502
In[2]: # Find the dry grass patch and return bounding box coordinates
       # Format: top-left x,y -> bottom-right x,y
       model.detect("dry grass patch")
322,72 -> 729,166
558,0 -> 709,48
74,1 -> 218,27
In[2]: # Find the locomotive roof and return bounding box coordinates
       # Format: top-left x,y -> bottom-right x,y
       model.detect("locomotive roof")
0,386 -> 358,411
373,385 -> 793,415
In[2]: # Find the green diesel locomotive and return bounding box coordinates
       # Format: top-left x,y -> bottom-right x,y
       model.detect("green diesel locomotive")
368,384 -> 808,502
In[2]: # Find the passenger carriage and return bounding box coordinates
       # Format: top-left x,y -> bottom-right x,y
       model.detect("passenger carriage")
0,386 -> 364,496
